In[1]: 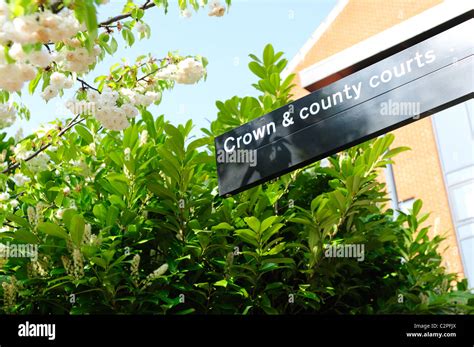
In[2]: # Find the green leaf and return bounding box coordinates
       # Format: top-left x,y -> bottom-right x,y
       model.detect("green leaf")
261,223 -> 284,245
141,110 -> 157,139
38,222 -> 69,240
261,257 -> 294,265
109,37 -> 118,54
384,146 -> 410,159
248,62 -> 266,79
122,29 -> 135,46
235,229 -> 259,247
164,124 -> 185,150
147,182 -> 175,200
412,199 -> 422,216
70,214 -> 85,247
187,137 -> 210,152
92,257 -> 107,270
13,229 -> 39,244
28,71 -> 42,94
212,222 -> 234,230
214,279 -> 228,288
93,204 -> 108,223
415,227 -> 429,243
244,216 -> 260,233
62,209 -> 77,230
75,125 -> 93,144
106,206 -> 120,227
260,216 -> 277,232
176,308 -> 196,315
6,214 -> 30,228
263,44 -> 275,67
74,0 -> 98,49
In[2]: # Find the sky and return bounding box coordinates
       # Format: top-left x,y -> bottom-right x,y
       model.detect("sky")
8,0 -> 337,138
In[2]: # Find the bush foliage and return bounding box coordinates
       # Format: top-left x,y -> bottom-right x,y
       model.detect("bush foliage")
0,44 -> 472,314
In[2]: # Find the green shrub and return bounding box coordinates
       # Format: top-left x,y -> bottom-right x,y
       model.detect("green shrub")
0,44 -> 472,314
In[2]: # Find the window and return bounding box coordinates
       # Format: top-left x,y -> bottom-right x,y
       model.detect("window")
433,100 -> 474,287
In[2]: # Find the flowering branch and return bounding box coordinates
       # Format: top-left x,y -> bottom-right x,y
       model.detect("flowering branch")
3,61 -> 174,175
77,78 -> 101,93
137,66 -> 167,83
2,114 -> 85,174
99,0 -> 155,27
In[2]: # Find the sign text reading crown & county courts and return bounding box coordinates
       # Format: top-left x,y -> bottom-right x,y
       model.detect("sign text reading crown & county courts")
215,19 -> 474,196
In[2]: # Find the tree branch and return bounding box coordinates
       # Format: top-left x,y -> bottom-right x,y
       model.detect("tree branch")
136,62 -> 170,82
2,115 -> 85,174
99,0 -> 155,27
77,78 -> 101,93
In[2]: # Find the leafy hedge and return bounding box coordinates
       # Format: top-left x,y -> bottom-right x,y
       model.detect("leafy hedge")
0,45 -> 472,314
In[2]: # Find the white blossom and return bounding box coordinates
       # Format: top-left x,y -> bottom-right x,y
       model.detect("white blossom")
135,22 -> 147,33
0,103 -> 16,129
58,45 -> 101,74
41,86 -> 59,102
0,48 -> 37,92
0,9 -> 83,45
139,130 -> 148,147
27,206 -> 36,225
181,9 -> 192,18
174,58 -> 206,84
208,0 -> 226,17
0,192 -> 9,201
27,152 -> 50,172
146,263 -> 169,283
124,147 -> 131,161
55,209 -> 64,219
12,173 -> 30,187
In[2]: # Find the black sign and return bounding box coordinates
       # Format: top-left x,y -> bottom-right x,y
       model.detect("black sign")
215,18 -> 474,196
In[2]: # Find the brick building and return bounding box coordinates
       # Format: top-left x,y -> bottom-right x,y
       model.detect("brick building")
284,0 -> 473,285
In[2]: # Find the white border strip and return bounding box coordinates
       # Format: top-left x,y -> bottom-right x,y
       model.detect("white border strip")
281,0 -> 349,80
299,0 -> 474,88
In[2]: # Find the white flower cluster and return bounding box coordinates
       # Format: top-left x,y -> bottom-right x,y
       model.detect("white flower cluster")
120,88 -> 162,107
41,72 -> 74,102
156,58 -> 205,85
12,173 -> 31,187
208,0 -> 226,17
66,86 -> 162,131
0,6 -> 84,44
69,88 -> 139,131
1,276 -> 18,310
0,103 -> 16,129
27,152 -> 50,173
0,46 -> 37,92
143,263 -> 169,287
9,43 -> 55,68
130,254 -> 140,286
0,191 -> 9,201
13,143 -> 50,173
0,190 -> 19,210
58,45 -> 101,74
0,3 -> 98,94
